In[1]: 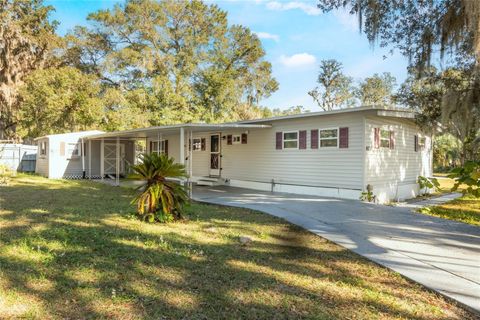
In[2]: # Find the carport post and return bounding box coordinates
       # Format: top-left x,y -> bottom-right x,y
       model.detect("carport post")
180,127 -> 186,189
115,136 -> 120,186
81,138 -> 86,179
88,140 -> 91,179
189,130 -> 193,197
100,138 -> 104,180
180,127 -> 185,165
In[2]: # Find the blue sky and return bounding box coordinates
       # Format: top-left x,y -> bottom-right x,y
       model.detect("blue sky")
46,0 -> 409,111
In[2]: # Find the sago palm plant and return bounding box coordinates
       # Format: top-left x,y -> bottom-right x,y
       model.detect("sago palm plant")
129,153 -> 189,222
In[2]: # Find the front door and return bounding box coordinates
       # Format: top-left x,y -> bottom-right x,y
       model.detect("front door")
104,143 -> 126,176
210,134 -> 221,176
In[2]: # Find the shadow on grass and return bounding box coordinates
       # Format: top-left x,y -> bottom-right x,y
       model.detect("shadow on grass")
0,176 -> 473,319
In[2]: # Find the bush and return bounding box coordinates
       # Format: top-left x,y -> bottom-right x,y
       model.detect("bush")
360,184 -> 376,202
448,161 -> 480,197
129,153 -> 189,222
417,176 -> 440,196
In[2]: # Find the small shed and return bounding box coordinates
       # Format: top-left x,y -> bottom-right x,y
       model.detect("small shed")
35,131 -> 104,179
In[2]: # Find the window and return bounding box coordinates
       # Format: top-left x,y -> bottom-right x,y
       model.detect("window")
232,135 -> 241,144
39,141 -> 47,156
319,128 -> 338,147
67,143 -> 80,158
192,138 -> 202,151
418,137 -> 426,150
151,140 -> 167,154
380,129 -> 391,148
283,131 -> 298,149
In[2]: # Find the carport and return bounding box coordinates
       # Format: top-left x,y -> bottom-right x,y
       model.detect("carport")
83,123 -> 271,186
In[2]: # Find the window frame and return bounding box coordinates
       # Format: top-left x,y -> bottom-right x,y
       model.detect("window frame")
39,141 -> 47,156
380,129 -> 391,149
319,127 -> 339,148
67,142 -> 81,158
283,130 -> 299,150
151,140 -> 167,155
418,136 -> 426,151
192,138 -> 202,151
232,134 -> 241,145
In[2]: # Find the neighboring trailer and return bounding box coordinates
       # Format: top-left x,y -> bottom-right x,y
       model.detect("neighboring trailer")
0,143 -> 37,172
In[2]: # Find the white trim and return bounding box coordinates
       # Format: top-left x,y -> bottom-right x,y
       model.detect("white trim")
319,127 -> 339,148
361,117 -> 367,191
115,137 -> 120,186
85,124 -> 271,140
39,141 -> 47,157
418,136 -> 427,151
88,140 -> 92,179
151,139 -> 167,154
66,142 -> 81,159
239,106 -> 415,124
282,130 -> 299,150
379,128 -> 391,149
192,137 -> 202,151
180,127 -> 185,166
81,138 -> 85,177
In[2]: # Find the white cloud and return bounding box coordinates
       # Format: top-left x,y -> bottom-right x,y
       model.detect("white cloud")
333,9 -> 359,32
279,53 -> 316,67
254,31 -> 280,42
266,1 -> 321,16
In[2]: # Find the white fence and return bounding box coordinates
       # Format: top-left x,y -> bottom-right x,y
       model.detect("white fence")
0,143 -> 37,172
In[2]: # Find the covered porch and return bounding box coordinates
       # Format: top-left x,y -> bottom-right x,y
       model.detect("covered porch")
82,123 -> 271,187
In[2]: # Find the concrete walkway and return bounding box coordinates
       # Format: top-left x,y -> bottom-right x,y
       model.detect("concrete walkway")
193,186 -> 480,313
396,192 -> 463,210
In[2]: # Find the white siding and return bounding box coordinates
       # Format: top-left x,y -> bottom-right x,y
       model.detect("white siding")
190,134 -> 210,177
364,116 -> 433,201
35,131 -> 103,179
219,113 -> 365,190
48,134 -> 83,178
147,133 -> 210,178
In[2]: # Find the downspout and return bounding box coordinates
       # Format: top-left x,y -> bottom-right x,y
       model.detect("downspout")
361,117 -> 367,192
189,130 -> 193,197
81,138 -> 86,179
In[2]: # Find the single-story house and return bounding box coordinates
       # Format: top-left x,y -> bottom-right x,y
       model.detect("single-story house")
34,106 -> 433,203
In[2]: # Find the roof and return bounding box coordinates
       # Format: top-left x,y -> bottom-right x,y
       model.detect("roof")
238,106 -> 416,124
34,106 -> 416,141
85,123 -> 272,140
34,130 -> 104,141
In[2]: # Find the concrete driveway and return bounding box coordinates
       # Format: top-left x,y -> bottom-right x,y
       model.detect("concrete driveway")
193,185 -> 480,313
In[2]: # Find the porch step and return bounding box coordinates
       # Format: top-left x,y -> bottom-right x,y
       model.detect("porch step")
196,176 -> 224,186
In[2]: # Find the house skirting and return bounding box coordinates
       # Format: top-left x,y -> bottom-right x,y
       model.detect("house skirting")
226,179 -> 362,200
372,182 -> 420,204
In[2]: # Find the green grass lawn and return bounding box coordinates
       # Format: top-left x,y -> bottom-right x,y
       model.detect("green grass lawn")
417,177 -> 480,226
0,175 -> 475,319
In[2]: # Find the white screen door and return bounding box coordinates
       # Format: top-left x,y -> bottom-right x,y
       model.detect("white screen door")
209,134 -> 221,176
104,143 -> 126,175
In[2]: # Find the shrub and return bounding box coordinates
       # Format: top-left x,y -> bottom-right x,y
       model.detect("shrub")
448,161 -> 480,197
417,176 -> 440,196
360,184 -> 376,202
129,153 -> 189,222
